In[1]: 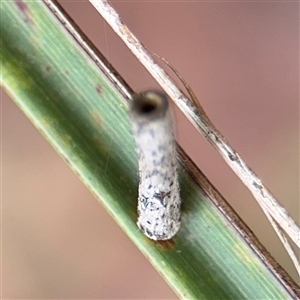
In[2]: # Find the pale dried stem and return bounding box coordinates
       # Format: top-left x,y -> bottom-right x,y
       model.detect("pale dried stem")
89,0 -> 300,270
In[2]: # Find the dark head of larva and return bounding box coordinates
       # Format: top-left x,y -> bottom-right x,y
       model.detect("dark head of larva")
131,90 -> 168,121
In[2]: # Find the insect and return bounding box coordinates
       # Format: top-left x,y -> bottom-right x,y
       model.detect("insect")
130,90 -> 181,240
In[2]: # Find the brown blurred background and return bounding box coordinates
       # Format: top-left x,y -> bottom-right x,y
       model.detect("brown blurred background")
2,1 -> 299,299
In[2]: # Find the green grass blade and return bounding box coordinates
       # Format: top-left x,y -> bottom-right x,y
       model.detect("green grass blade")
1,1 -> 298,299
